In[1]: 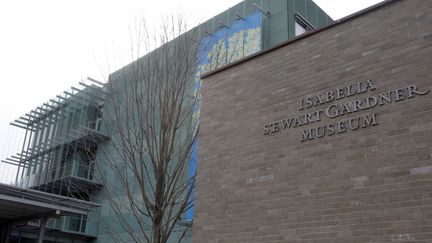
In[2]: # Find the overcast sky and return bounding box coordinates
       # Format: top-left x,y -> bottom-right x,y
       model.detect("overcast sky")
0,0 -> 383,174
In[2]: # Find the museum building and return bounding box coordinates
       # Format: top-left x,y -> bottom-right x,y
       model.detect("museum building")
194,0 -> 432,242
0,0 -> 332,242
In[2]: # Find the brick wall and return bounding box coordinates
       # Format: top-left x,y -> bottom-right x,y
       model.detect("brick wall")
194,0 -> 432,242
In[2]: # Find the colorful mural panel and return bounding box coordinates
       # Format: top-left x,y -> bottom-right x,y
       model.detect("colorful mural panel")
185,11 -> 262,221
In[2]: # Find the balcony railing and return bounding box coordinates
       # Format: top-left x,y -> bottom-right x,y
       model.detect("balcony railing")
46,214 -> 88,233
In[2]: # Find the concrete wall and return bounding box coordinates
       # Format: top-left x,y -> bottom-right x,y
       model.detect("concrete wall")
194,0 -> 432,242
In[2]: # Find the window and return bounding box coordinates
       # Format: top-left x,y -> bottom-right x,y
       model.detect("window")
294,14 -> 314,36
295,21 -> 306,36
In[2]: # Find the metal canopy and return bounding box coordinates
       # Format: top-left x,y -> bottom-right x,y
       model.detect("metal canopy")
10,77 -> 106,129
0,183 -> 99,222
2,77 -> 109,181
1,127 -> 109,168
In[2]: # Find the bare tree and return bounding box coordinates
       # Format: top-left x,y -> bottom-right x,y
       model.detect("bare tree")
94,15 -> 201,243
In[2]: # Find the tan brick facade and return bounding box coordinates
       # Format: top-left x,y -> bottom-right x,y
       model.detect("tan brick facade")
194,0 -> 432,242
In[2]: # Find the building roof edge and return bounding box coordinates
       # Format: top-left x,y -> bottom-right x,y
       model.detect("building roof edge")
201,0 -> 399,79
